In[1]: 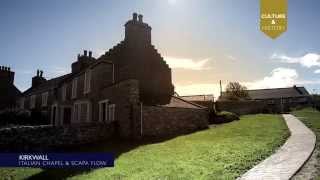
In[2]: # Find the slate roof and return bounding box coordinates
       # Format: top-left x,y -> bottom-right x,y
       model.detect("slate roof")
247,86 -> 310,100
180,95 -> 214,102
23,74 -> 71,95
161,96 -> 206,109
22,59 -> 113,96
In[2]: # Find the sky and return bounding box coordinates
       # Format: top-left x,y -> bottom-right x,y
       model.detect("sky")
1,0 -> 320,97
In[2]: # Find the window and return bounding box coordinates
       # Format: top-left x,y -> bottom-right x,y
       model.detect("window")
108,104 -> 115,122
62,85 -> 67,101
84,70 -> 92,94
73,101 -> 90,123
71,78 -> 78,99
268,99 -> 275,105
41,92 -> 49,107
99,100 -> 109,122
20,98 -> 25,109
30,95 -> 36,109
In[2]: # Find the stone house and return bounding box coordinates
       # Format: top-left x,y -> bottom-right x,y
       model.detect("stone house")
218,86 -> 312,114
18,13 -> 208,138
0,66 -> 21,111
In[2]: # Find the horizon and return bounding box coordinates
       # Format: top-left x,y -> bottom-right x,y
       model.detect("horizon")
1,0 -> 320,97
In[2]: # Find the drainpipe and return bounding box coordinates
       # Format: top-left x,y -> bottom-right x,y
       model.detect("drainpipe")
140,102 -> 143,136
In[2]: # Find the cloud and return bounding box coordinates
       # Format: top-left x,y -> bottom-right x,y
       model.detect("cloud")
271,53 -> 320,68
314,69 -> 320,74
244,68 -> 298,89
175,83 -> 221,97
226,55 -> 236,61
164,57 -> 211,70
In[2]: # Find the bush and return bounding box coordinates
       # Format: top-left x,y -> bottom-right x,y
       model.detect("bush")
0,110 -> 50,128
210,111 -> 240,124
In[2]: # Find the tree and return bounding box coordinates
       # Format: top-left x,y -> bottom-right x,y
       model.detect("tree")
225,82 -> 249,100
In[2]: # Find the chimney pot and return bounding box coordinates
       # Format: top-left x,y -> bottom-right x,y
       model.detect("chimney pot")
84,50 -> 88,56
133,13 -> 138,21
138,14 -> 143,22
37,70 -> 39,77
89,51 -> 92,58
40,70 -> 43,77
8,67 -> 10,71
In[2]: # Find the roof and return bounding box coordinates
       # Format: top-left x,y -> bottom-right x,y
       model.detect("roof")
23,74 -> 71,95
246,86 -> 310,100
180,95 -> 214,102
22,59 -> 113,96
161,96 -> 206,109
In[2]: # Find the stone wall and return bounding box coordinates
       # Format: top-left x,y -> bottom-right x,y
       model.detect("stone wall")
0,123 -> 114,152
141,106 -> 208,137
215,100 -> 267,115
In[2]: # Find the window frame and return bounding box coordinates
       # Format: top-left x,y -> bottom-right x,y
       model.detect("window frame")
84,70 -> 92,94
98,99 -> 109,122
41,92 -> 49,107
62,84 -> 67,101
30,95 -> 36,109
71,77 -> 78,99
73,101 -> 90,123
108,104 -> 115,122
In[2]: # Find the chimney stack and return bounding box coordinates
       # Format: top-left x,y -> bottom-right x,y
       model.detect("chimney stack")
138,14 -> 143,22
133,13 -> 138,21
84,50 -> 88,56
89,51 -> 92,58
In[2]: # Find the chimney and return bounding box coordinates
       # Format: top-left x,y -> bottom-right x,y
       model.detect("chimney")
84,50 -> 88,56
89,51 -> 92,58
133,13 -> 138,21
138,14 -> 143,22
125,13 -> 152,44
32,69 -> 46,87
0,66 -> 15,84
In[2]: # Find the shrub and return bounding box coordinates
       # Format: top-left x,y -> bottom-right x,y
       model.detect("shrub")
210,111 -> 240,124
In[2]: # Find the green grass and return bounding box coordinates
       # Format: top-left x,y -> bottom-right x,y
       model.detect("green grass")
291,108 -> 320,178
0,114 -> 289,180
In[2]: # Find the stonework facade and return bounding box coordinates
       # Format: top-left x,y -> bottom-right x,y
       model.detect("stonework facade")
0,66 -> 21,111
14,13 -> 208,139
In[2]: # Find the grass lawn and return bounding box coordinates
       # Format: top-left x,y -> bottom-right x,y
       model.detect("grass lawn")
291,108 -> 320,178
0,114 -> 289,180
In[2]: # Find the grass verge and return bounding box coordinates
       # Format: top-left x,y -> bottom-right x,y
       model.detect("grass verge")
0,114 -> 289,180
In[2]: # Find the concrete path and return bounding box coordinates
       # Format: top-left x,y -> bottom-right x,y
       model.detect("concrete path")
239,114 -> 316,180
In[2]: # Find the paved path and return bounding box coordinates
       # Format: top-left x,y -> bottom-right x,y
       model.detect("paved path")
239,114 -> 316,180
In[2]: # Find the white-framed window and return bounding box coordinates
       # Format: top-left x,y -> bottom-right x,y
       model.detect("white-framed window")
30,95 -> 36,109
62,84 -> 67,101
41,92 -> 49,107
98,99 -> 109,122
73,101 -> 90,123
108,104 -> 115,122
84,70 -> 92,94
71,78 -> 78,99
20,98 -> 25,109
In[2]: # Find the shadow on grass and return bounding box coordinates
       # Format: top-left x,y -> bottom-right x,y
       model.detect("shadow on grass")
26,129 -> 208,180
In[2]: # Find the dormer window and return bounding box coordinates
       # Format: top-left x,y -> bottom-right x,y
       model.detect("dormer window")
72,78 -> 78,99
84,70 -> 92,94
